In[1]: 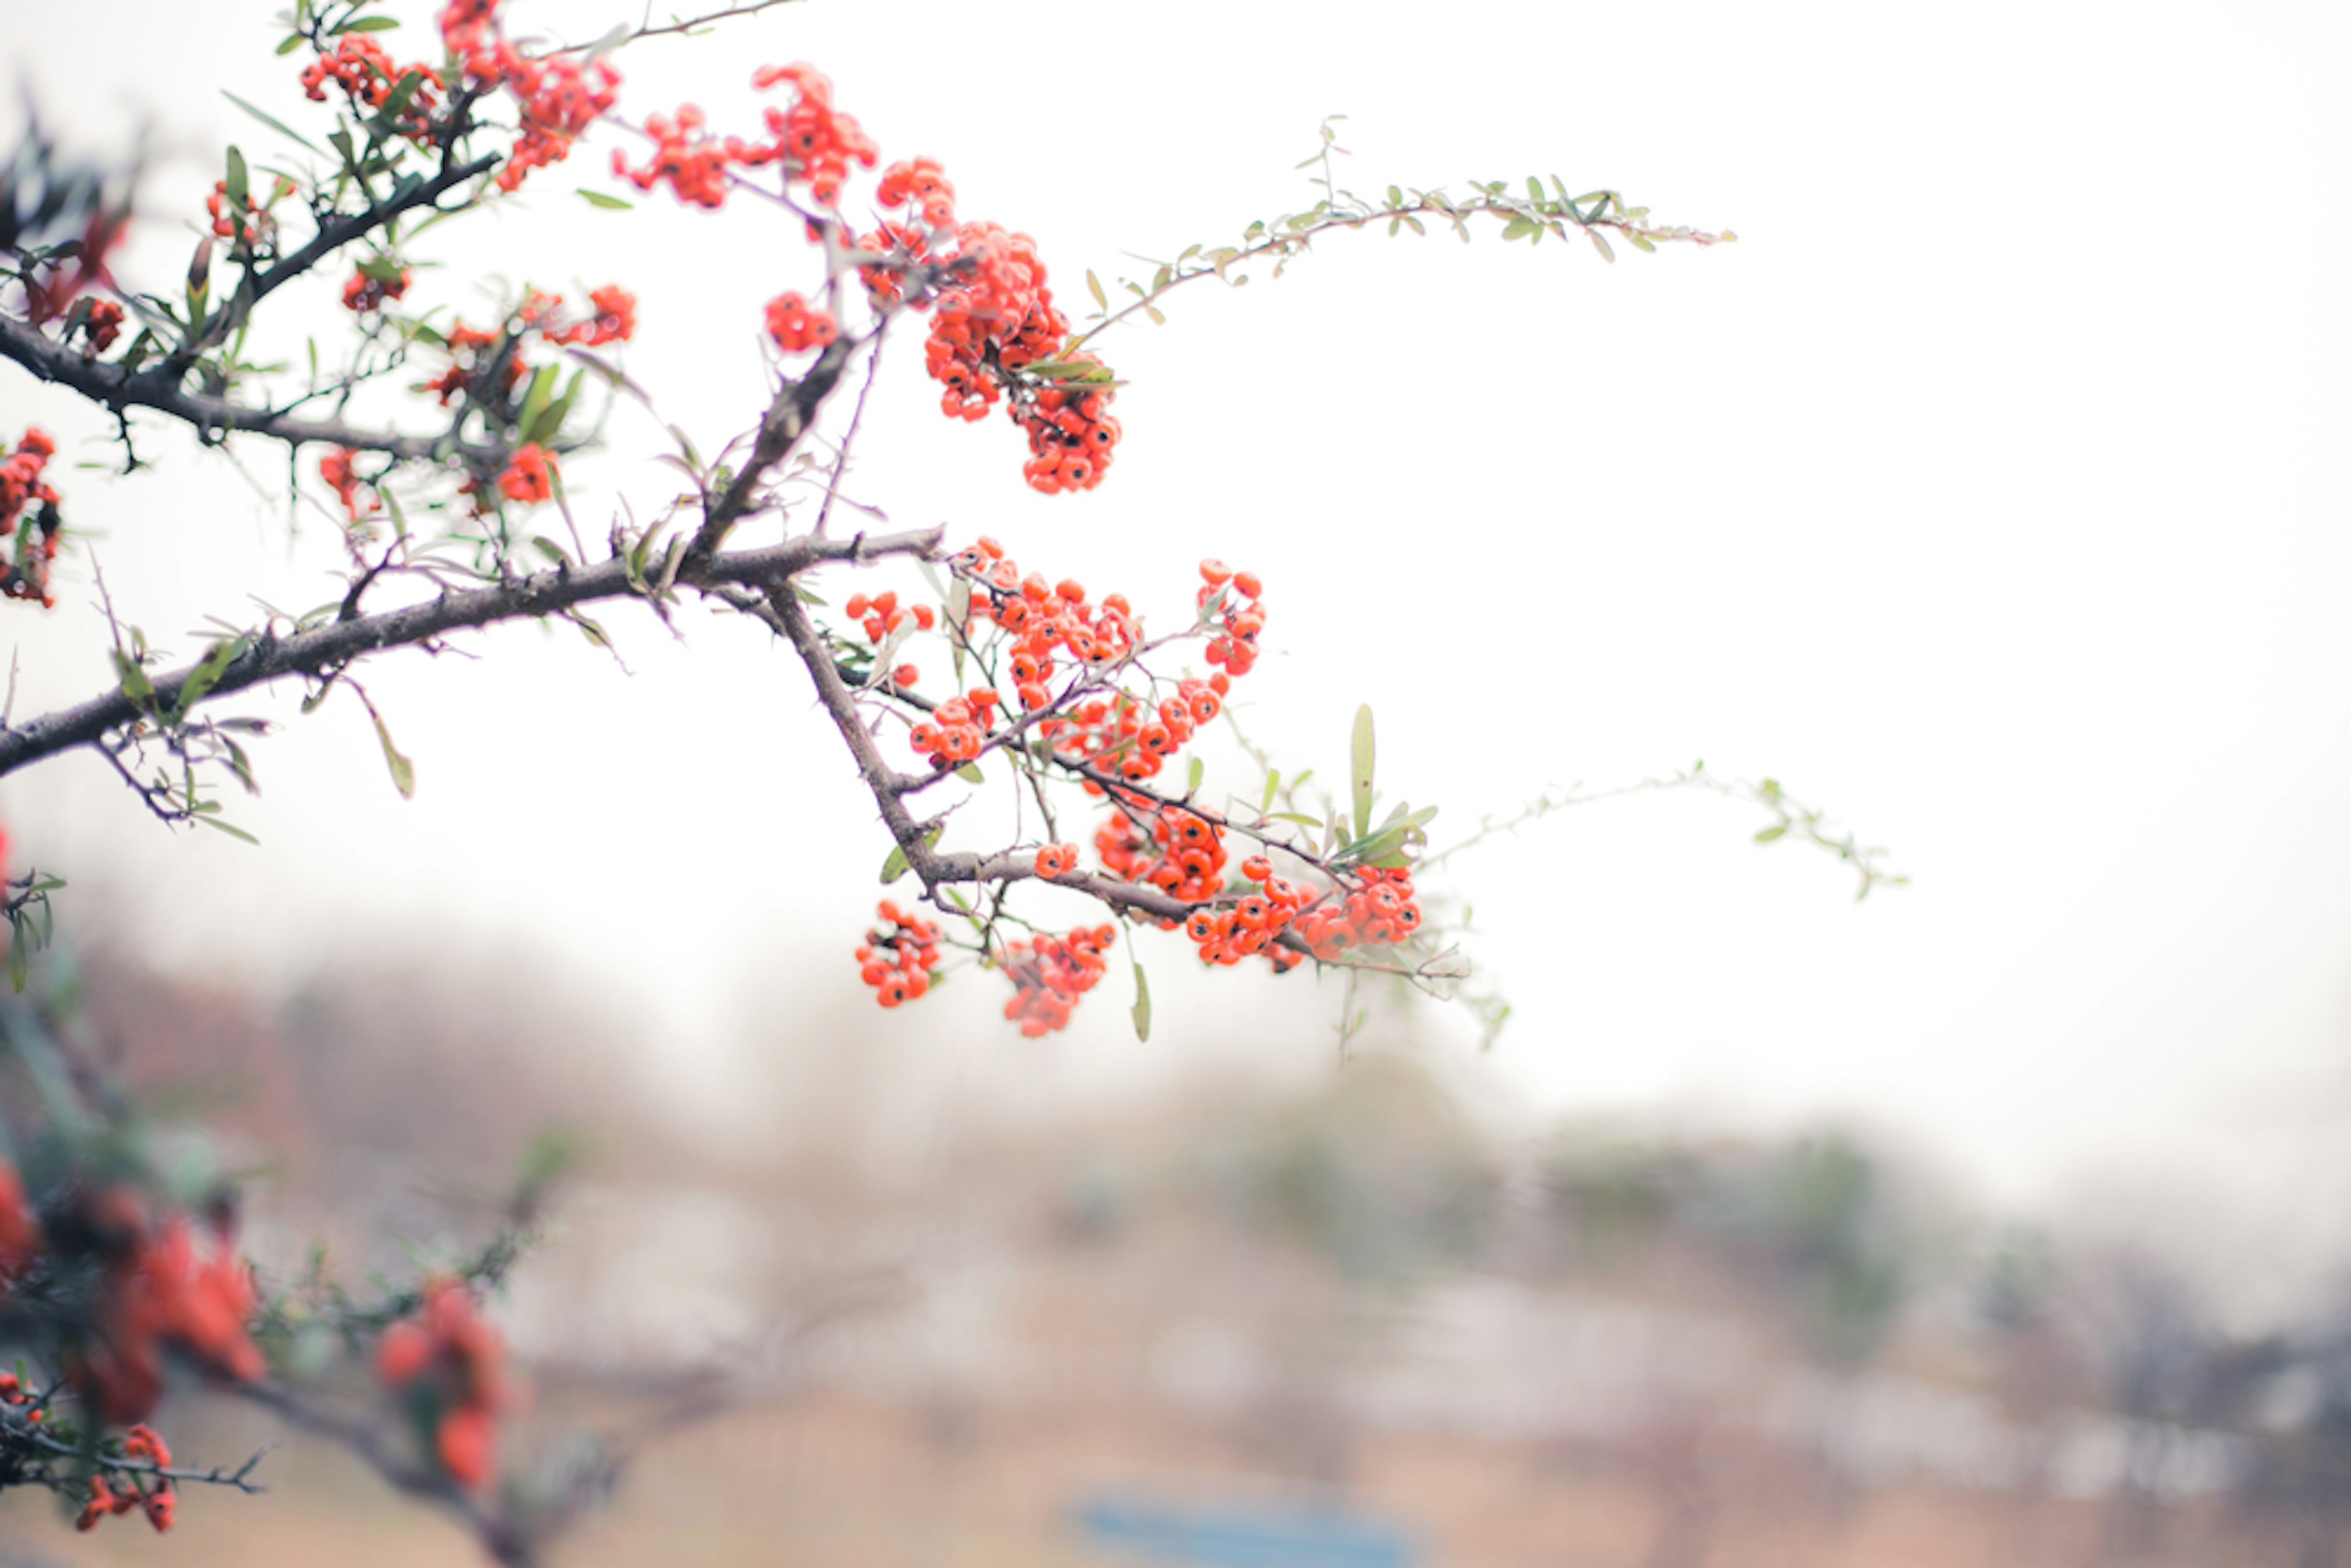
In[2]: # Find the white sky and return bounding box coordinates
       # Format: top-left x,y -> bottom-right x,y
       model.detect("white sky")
4,0 -> 2349,1295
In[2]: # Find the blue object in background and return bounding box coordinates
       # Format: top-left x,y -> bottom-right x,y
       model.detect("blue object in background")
1074,1495 -> 1417,1568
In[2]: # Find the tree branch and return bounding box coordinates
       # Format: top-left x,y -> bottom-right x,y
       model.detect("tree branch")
0,527 -> 945,780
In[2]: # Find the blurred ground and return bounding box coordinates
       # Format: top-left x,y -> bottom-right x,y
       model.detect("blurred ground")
4,933 -> 2348,1567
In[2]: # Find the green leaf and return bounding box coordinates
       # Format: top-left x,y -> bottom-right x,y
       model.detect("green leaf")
224,146 -> 249,208
1086,269 -> 1108,310
1186,756 -> 1204,796
276,32 -> 306,54
1261,769 -> 1280,813
1754,825 -> 1787,843
339,13 -> 401,29
1350,703 -> 1376,838
880,842 -> 910,883
1586,229 -> 1616,264
1130,961 -> 1151,1043
1264,811 -> 1321,828
173,638 -> 243,719
222,91 -> 324,154
8,924 -> 25,992
1499,216 -> 1539,242
195,814 -> 261,845
369,708 -> 416,799
517,362 -> 558,439
576,189 -> 633,211
112,648 -> 156,710
954,761 -> 985,784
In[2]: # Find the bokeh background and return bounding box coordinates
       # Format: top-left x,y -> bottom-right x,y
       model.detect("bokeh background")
2,0 -> 2349,1562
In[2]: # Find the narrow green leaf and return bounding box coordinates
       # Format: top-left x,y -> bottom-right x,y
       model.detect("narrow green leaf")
1261,769 -> 1280,813
195,814 -> 261,845
9,925 -> 25,992
1586,229 -> 1615,264
111,648 -> 155,709
1086,269 -> 1108,310
881,842 -> 910,883
224,146 -> 250,208
1350,704 -> 1376,837
1754,825 -> 1787,843
1130,961 -> 1151,1043
222,91 -> 323,154
954,761 -> 985,784
173,638 -> 242,718
339,13 -> 400,29
369,709 -> 416,799
1185,756 -> 1204,796
276,32 -> 306,54
576,189 -> 633,210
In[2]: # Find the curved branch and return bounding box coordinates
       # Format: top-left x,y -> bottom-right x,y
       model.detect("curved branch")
0,527 -> 945,780
0,310 -> 508,464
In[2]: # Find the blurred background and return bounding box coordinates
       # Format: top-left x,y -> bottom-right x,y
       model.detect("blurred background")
2,0 -> 2349,1561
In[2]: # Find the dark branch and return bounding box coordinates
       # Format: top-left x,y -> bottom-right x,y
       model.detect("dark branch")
0,309 -> 509,464
0,527 -> 945,781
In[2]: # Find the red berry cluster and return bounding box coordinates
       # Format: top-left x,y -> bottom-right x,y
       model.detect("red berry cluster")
418,320 -> 520,406
441,0 -> 622,192
856,900 -> 940,1007
204,181 -> 271,250
73,1425 -> 176,1534
999,923 -> 1116,1036
751,62 -> 878,206
948,536 -> 1144,707
73,297 -> 124,354
763,290 -> 837,354
844,588 -> 935,645
613,64 -> 874,210
376,1280 -> 507,1490
907,687 -> 1001,768
341,264 -> 411,314
876,156 -> 955,230
67,1196 -> 266,1424
1292,865 -> 1424,958
1016,385 -> 1122,495
1196,558 -> 1267,676
0,429 -> 62,608
497,443 -> 556,505
518,285 -> 638,347
0,1160 -> 36,1283
320,447 -> 376,522
1097,804 -> 1229,904
1033,842 -> 1079,879
299,34 -> 441,143
1183,852 -> 1313,970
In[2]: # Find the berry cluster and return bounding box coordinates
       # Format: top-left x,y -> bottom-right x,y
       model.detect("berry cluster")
763,290 -> 837,354
441,0 -> 623,192
340,264 -> 411,314
876,156 -> 954,230
843,588 -> 934,644
1292,865 -> 1425,958
376,1280 -> 507,1490
418,320 -> 522,406
497,443 -> 556,505
1033,842 -> 1079,879
73,1426 -> 175,1534
1,429 -> 63,608
58,1195 -> 267,1424
320,447 -> 376,522
1097,804 -> 1230,904
1185,852 -> 1313,970
72,297 -> 124,354
613,64 -> 874,211
531,283 -> 637,347
907,687 -> 1000,768
999,924 -> 1116,1036
855,900 -> 940,1007
299,34 -> 440,143
1196,559 -> 1267,675
948,537 -> 1143,710
204,181 -> 272,250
